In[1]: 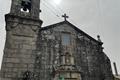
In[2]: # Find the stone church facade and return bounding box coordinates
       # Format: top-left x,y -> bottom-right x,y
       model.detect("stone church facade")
0,0 -> 113,80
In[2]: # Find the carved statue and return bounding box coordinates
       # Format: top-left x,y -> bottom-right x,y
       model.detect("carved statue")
22,71 -> 32,80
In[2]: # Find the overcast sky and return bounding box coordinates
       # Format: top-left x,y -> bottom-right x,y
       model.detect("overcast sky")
0,0 -> 120,74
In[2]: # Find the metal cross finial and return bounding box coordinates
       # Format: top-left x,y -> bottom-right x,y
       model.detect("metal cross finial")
62,14 -> 69,21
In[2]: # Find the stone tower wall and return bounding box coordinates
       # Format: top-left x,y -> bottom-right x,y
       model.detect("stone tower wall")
0,14 -> 42,80
0,0 -> 42,80
10,0 -> 40,19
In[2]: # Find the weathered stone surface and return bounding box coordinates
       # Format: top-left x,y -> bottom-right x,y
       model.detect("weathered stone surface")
35,22 -> 113,80
0,1 -> 42,79
0,0 -> 113,80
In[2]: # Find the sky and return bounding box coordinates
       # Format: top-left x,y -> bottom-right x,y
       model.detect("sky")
0,0 -> 120,74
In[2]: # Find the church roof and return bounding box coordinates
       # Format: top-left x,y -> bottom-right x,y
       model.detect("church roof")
41,20 -> 103,45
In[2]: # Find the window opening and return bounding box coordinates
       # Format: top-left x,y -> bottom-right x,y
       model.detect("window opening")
21,0 -> 31,12
62,33 -> 70,45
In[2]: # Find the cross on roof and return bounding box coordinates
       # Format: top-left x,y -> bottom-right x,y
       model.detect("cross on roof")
62,14 -> 69,21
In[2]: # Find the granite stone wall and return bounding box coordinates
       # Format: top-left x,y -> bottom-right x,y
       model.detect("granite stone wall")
35,23 -> 113,80
0,14 -> 42,80
0,17 -> 113,80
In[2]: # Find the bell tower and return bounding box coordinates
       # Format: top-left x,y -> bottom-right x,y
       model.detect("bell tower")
0,0 -> 42,80
10,0 -> 41,19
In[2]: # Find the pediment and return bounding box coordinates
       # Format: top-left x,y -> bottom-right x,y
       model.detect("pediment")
41,21 -> 101,44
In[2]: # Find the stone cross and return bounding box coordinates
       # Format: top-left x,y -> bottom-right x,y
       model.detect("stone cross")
97,35 -> 102,42
62,14 -> 69,21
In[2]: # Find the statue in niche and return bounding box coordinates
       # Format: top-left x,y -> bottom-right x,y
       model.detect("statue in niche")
22,71 -> 33,80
